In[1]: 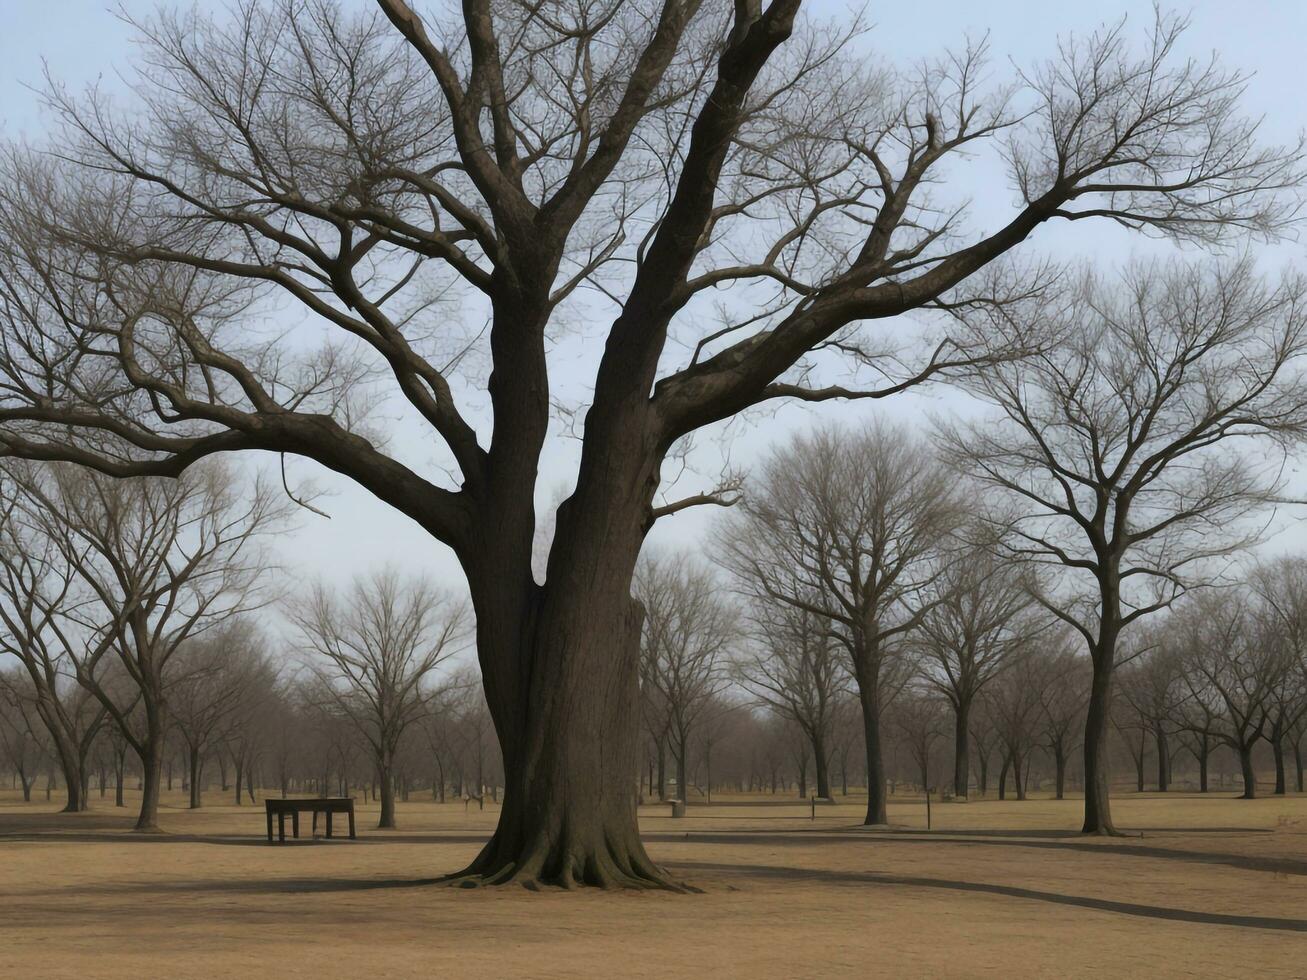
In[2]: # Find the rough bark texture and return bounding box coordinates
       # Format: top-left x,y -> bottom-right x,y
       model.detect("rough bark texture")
811,731 -> 832,799
1081,632 -> 1119,835
187,747 -> 203,809
857,673 -> 888,824
1239,745 -> 1257,800
378,763 -> 397,829
953,701 -> 970,800
134,739 -> 164,832
1156,727 -> 1170,792
1272,736 -> 1287,796
450,505 -> 676,889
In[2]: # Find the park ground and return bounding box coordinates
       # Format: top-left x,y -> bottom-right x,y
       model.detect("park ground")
2,789 -> 1305,979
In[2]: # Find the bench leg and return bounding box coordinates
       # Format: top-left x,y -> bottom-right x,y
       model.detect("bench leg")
266,809 -> 273,842
292,811 -> 300,839
348,808 -> 356,840
326,811 -> 334,839
278,813 -> 286,842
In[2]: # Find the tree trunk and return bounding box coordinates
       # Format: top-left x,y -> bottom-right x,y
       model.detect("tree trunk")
796,753 -> 808,799
674,737 -> 689,805
1081,638 -> 1118,834
1013,752 -> 1027,801
811,730 -> 832,799
1294,737 -> 1304,794
188,746 -> 203,809
378,759 -> 397,829
456,586 -> 668,888
1239,743 -> 1257,800
976,746 -> 989,797
997,754 -> 1009,801
1156,726 -> 1170,792
1198,738 -> 1210,793
1272,733 -> 1287,796
134,736 -> 164,832
448,433 -> 687,890
1054,745 -> 1067,800
953,698 -> 970,800
855,661 -> 888,825
234,760 -> 244,805
113,747 -> 126,808
656,736 -> 667,801
246,763 -> 257,804
40,719 -> 87,814
1135,739 -> 1145,794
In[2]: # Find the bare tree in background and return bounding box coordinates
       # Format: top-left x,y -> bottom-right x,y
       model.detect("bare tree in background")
981,655 -> 1044,801
0,671 -> 49,801
1249,557 -> 1307,795
0,1 -> 1299,885
636,552 -> 735,808
1036,639 -> 1089,800
2,463 -> 284,830
941,262 -> 1307,834
1116,639 -> 1184,793
720,422 -> 960,824
422,671 -> 479,804
917,540 -> 1037,799
169,620 -> 272,808
734,605 -> 846,799
0,491 -> 109,810
891,689 -> 948,799
1177,591 -> 1284,800
222,653 -> 282,806
292,569 -> 467,829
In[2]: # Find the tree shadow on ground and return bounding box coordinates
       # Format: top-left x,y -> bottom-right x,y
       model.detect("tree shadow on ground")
0,829 -> 493,847
668,860 -> 1307,933
42,857 -> 1305,933
868,831 -> 1307,878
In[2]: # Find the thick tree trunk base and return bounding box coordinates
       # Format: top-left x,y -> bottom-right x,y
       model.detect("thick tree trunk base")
1080,824 -> 1129,838
443,833 -> 693,892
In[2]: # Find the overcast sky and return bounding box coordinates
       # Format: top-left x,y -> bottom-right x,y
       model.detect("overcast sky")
2,0 -> 1306,598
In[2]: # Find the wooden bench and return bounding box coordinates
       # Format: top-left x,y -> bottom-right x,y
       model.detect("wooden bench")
265,797 -> 356,842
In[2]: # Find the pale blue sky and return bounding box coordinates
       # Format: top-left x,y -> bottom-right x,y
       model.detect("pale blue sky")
1,1 -> 1305,594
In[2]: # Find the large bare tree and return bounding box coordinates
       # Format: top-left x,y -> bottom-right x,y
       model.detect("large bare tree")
940,261 -> 1307,833
292,568 -> 467,828
0,1 -> 1298,883
718,421 -> 961,824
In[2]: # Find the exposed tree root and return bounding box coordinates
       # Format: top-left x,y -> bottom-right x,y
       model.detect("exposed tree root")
1081,825 -> 1129,838
441,832 -> 700,892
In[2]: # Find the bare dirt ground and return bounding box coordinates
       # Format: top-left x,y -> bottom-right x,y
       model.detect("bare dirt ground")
2,787 -> 1305,979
